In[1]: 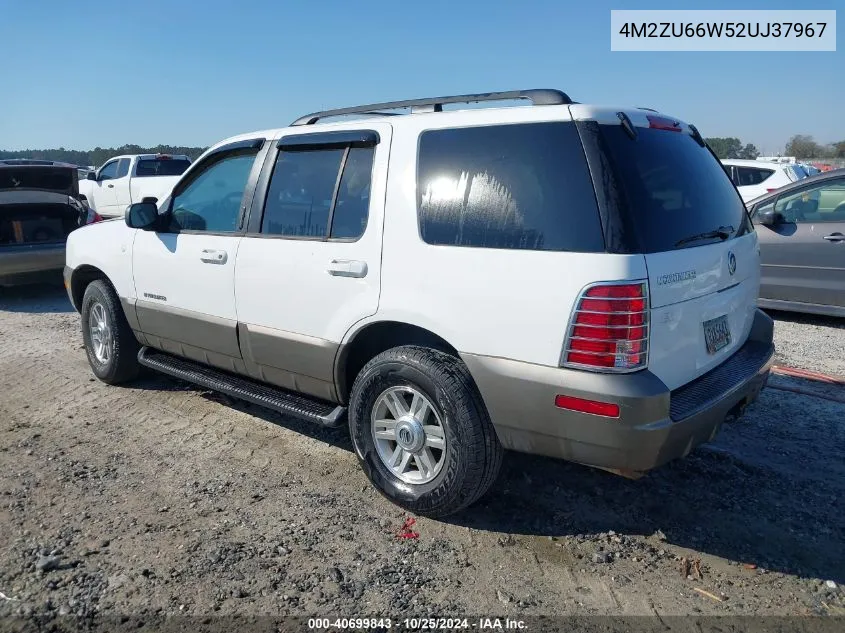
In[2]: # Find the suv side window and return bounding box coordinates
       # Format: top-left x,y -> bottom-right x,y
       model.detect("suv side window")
735,167 -> 774,187
416,122 -> 604,252
261,145 -> 375,240
167,150 -> 259,233
774,178 -> 845,223
115,158 -> 131,179
98,161 -> 118,181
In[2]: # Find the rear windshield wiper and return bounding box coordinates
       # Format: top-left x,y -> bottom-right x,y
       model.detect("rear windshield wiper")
674,225 -> 734,248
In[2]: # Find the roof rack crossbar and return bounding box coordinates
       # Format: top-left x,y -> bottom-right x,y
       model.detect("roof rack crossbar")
291,89 -> 572,126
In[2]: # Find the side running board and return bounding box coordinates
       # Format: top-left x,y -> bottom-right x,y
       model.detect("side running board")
137,347 -> 346,428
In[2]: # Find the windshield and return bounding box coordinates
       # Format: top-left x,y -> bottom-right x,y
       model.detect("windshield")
135,159 -> 191,177
597,125 -> 749,253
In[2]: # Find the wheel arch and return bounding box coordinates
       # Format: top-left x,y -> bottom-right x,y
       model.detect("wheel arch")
334,320 -> 460,405
69,265 -> 114,312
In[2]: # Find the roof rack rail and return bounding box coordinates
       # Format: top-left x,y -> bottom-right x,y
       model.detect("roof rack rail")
291,89 -> 572,126
637,107 -> 659,112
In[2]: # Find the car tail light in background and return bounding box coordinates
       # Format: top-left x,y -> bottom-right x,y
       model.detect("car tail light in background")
562,282 -> 649,372
646,115 -> 682,132
86,208 -> 103,224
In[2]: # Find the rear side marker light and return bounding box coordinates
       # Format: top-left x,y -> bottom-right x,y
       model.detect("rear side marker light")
562,282 -> 649,372
555,395 -> 620,418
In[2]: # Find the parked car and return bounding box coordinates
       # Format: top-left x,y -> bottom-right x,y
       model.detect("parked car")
64,89 -> 775,516
746,168 -> 845,317
1,159 -> 100,286
722,159 -> 807,203
78,153 -> 191,218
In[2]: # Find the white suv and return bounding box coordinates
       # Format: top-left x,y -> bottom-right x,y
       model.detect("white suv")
722,158 -> 806,203
64,90 -> 775,517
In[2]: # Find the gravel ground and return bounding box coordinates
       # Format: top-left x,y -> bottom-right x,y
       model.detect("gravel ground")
0,284 -> 843,629
769,310 -> 845,377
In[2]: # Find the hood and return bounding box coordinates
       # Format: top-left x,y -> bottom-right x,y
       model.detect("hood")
0,165 -> 79,197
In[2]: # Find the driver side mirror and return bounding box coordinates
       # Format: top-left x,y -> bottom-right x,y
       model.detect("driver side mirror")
125,201 -> 159,230
86,171 -> 97,181
757,207 -> 785,226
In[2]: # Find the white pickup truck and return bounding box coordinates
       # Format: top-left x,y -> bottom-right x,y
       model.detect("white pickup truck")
78,154 -> 191,218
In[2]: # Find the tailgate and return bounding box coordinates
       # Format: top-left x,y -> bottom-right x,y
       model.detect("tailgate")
571,109 -> 764,391
129,176 -> 180,204
646,233 -> 760,390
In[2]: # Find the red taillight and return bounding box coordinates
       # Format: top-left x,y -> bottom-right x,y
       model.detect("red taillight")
563,282 -> 649,371
646,115 -> 682,132
86,208 -> 103,224
555,395 -> 620,418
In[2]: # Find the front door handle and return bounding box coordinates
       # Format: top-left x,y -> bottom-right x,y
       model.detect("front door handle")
200,249 -> 228,264
327,259 -> 367,278
107,184 -> 114,188
823,233 -> 845,242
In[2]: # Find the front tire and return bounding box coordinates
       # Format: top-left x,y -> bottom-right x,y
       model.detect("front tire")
81,280 -> 140,384
348,345 -> 503,517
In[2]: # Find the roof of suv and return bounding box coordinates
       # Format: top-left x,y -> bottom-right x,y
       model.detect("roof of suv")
721,159 -> 782,168
200,89 -> 696,159
0,159 -> 78,169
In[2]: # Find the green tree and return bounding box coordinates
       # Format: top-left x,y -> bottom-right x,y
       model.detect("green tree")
738,143 -> 759,160
0,145 -> 207,167
704,137 -> 743,159
784,135 -> 823,159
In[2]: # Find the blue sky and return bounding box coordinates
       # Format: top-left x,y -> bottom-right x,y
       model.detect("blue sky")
1,0 -> 840,153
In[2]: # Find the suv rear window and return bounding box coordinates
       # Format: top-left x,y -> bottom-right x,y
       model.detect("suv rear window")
597,125 -> 749,253
135,158 -> 191,177
417,122 -> 604,252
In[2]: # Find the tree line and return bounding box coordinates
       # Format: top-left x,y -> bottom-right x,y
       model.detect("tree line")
704,135 -> 845,161
4,134 -> 844,166
0,145 -> 207,168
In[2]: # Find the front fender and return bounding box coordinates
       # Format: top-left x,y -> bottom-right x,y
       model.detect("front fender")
65,219 -> 137,301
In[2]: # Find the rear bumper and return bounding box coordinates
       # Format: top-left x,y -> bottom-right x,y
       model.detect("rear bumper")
462,308 -> 775,473
0,244 -> 65,285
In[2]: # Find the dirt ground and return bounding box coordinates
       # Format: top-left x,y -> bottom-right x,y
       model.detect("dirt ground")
0,283 -> 843,628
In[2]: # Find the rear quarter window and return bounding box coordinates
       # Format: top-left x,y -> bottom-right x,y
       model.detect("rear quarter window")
736,166 -> 774,186
416,122 -> 604,252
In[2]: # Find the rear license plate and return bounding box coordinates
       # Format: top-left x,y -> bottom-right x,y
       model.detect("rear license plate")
703,315 -> 731,355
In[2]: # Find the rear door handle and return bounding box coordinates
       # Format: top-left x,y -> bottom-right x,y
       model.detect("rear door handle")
327,259 -> 367,278
107,184 -> 114,188
200,249 -> 228,264
823,233 -> 845,242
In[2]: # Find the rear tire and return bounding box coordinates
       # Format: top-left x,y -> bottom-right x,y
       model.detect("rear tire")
81,280 -> 140,384
348,345 -> 503,517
